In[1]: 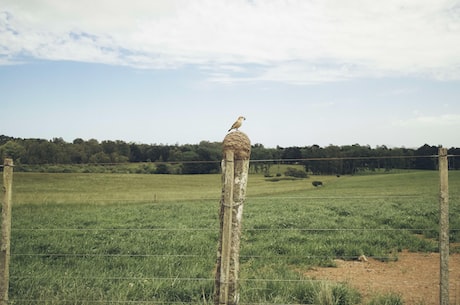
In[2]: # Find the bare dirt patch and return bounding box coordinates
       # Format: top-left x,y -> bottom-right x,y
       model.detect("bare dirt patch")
304,251 -> 460,305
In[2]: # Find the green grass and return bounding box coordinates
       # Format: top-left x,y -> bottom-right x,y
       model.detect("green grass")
367,293 -> 404,305
2,170 -> 460,304
10,172 -> 223,204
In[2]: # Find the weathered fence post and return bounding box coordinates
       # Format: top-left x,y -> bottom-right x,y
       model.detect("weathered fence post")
215,131 -> 251,305
0,159 -> 13,305
439,148 -> 449,305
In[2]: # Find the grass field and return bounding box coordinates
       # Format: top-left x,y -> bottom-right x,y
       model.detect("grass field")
3,170 -> 460,304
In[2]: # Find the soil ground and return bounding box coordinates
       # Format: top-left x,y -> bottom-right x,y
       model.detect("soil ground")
304,251 -> 460,305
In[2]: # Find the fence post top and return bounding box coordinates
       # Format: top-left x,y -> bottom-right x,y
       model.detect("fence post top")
438,147 -> 448,156
3,158 -> 13,166
223,131 -> 251,160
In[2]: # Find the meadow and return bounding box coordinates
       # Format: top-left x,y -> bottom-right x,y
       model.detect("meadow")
3,169 -> 460,304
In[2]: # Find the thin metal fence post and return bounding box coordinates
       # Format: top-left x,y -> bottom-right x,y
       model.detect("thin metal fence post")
439,148 -> 449,305
0,159 -> 14,305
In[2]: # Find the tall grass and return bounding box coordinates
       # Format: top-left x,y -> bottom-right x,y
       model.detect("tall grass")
3,170 -> 460,304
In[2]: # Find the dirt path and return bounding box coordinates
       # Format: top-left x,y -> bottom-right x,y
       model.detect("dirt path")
304,251 -> 460,305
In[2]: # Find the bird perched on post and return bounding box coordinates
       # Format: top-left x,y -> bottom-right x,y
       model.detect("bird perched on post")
228,116 -> 246,132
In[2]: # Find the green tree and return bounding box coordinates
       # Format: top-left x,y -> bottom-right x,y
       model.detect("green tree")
89,152 -> 111,164
415,144 -> 438,170
180,150 -> 202,174
0,140 -> 26,161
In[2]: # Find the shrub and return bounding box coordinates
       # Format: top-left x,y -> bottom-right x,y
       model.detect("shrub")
284,167 -> 308,178
312,181 -> 323,187
293,281 -> 361,305
154,164 -> 170,174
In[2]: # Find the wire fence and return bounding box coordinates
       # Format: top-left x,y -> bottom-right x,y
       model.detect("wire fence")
3,155 -> 459,305
3,153 -> 460,171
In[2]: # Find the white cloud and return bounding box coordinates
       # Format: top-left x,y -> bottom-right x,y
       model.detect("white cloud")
1,0 -> 460,83
394,114 -> 460,127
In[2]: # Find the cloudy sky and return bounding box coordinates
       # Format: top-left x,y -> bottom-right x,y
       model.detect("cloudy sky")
1,0 -> 459,148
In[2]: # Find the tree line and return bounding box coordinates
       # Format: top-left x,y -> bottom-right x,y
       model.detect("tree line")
0,135 -> 459,175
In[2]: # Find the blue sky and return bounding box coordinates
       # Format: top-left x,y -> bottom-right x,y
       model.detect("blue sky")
1,0 -> 460,148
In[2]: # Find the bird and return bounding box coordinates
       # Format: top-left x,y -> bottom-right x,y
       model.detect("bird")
228,116 -> 246,132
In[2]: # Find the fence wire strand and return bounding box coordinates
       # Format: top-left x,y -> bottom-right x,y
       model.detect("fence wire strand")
11,153 -> 460,168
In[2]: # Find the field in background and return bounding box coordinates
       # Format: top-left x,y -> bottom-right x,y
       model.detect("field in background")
9,168 -> 339,204
8,167 -> 438,205
4,170 -> 460,304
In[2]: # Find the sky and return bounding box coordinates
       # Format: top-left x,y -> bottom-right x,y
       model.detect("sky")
1,0 -> 460,149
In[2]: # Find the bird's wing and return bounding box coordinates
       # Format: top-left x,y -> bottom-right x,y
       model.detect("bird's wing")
229,121 -> 238,130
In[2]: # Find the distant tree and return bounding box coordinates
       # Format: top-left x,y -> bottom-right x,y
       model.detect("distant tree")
102,140 -> 117,154
1,133 -> 458,174
22,139 -> 45,164
70,139 -> 87,163
251,143 -> 272,159
250,143 -> 276,174
51,137 -> 71,163
415,144 -> 438,170
116,141 -> 130,159
89,151 -> 111,163
84,139 -> 103,158
129,143 -> 144,162
0,140 -> 26,161
196,141 -> 221,173
73,138 -> 84,145
180,142 -> 221,174
0,135 -> 14,146
109,153 -> 129,163
448,147 -> 460,169
302,144 -> 326,175
146,145 -> 170,162
180,150 -> 202,174
281,146 -> 302,159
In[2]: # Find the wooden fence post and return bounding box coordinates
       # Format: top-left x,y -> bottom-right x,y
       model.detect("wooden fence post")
215,131 -> 251,305
439,148 -> 449,305
0,159 -> 13,305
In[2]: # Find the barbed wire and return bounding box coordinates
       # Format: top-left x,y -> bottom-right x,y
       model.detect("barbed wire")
9,275 -> 440,285
4,153 -> 460,168
9,301 -> 442,305
249,154 -> 460,163
9,300 -> 211,305
10,225 -> 454,261
9,252 -> 444,260
11,227 -> 453,232
7,300 -> 320,305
